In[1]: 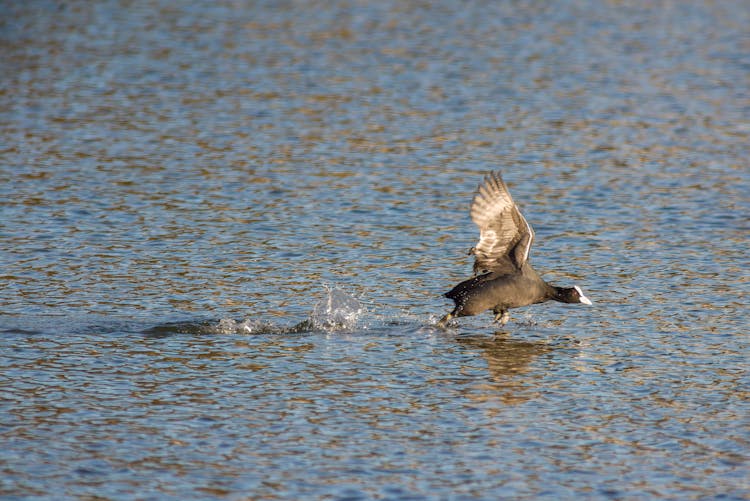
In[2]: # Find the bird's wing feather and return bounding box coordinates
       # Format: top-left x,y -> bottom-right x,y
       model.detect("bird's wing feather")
469,172 -> 534,274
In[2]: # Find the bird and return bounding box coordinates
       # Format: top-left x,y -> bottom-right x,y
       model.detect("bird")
438,171 -> 591,327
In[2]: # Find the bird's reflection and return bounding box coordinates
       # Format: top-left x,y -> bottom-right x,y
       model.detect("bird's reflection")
456,331 -> 553,405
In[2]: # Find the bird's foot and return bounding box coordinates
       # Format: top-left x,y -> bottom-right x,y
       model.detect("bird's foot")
437,313 -> 454,329
493,310 -> 509,326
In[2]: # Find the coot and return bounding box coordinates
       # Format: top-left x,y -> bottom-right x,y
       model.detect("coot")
439,171 -> 591,327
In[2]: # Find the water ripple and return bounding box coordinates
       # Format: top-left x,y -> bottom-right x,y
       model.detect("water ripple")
2,0 -> 749,499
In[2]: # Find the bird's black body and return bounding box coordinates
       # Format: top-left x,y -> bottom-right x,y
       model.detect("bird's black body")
446,263 -> 552,317
439,172 -> 591,327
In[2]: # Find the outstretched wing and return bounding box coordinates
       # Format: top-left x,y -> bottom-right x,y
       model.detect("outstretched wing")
469,171 -> 534,275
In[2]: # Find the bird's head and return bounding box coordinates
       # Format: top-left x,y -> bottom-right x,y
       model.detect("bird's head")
555,285 -> 592,305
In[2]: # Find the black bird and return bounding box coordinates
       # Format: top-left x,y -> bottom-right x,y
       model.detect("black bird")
439,171 -> 591,327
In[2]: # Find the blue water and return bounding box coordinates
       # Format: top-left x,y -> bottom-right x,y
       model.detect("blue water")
1,1 -> 749,499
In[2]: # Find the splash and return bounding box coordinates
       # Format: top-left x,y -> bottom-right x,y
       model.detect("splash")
195,286 -> 364,335
309,286 -> 364,331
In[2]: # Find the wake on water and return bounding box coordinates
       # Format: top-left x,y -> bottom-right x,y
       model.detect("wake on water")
217,286 -> 364,334
142,286 -> 367,337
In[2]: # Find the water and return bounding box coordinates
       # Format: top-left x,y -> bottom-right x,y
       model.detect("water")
1,0 -> 749,499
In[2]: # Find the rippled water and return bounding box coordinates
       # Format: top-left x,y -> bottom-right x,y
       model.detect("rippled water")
2,0 -> 749,499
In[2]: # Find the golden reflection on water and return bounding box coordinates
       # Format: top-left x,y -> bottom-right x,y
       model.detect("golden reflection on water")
457,333 -> 553,406
2,0 -> 749,499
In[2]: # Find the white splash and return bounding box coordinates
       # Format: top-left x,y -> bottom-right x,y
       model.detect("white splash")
309,286 -> 364,331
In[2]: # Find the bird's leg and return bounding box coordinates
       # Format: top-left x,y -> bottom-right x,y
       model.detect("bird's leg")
437,312 -> 454,328
500,311 -> 509,325
493,308 -> 509,326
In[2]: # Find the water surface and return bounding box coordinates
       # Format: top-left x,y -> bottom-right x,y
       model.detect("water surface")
1,0 -> 748,499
